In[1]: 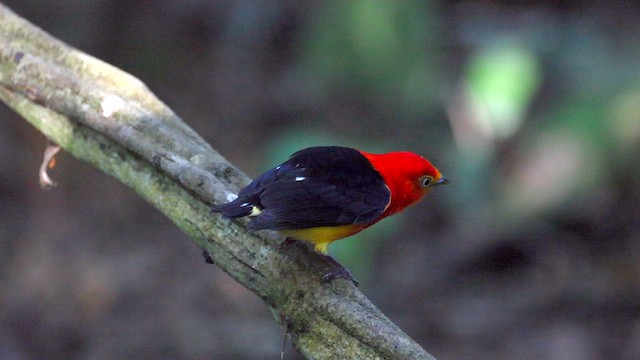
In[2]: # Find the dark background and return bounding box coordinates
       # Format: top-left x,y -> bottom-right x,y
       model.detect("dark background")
1,1 -> 640,359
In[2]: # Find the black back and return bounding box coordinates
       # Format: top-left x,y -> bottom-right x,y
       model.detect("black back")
211,146 -> 391,231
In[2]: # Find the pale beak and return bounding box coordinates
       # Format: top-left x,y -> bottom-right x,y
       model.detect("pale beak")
436,176 -> 449,186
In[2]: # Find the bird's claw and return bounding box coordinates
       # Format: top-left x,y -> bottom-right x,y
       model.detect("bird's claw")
280,237 -> 297,249
321,267 -> 359,287
201,250 -> 214,264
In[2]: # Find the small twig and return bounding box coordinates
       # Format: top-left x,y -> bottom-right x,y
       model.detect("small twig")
279,310 -> 290,360
280,330 -> 287,360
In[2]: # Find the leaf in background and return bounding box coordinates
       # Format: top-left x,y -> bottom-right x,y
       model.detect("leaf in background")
499,102 -> 605,218
301,0 -> 441,118
466,41 -> 541,139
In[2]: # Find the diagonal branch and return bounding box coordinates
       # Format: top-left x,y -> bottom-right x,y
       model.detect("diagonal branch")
0,3 -> 436,359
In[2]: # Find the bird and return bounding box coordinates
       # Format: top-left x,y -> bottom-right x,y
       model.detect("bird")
211,146 -> 448,285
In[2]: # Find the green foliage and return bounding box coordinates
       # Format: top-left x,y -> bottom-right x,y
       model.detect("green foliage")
302,0 -> 441,118
465,41 -> 541,138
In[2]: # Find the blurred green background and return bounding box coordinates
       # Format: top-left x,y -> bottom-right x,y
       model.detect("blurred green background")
1,1 -> 640,359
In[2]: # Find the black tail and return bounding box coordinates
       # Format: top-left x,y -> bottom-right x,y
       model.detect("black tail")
211,200 -> 255,218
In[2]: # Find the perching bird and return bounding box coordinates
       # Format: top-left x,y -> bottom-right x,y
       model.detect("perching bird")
211,146 -> 448,284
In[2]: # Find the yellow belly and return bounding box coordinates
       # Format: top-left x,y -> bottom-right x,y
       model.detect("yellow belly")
281,224 -> 364,254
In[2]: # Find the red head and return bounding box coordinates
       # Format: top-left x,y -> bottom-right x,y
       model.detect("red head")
360,151 -> 448,219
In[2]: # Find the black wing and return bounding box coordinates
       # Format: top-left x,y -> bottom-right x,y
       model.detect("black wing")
211,146 -> 390,231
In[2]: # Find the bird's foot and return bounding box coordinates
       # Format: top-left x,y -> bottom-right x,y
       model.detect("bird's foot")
318,254 -> 359,287
280,237 -> 298,249
321,267 -> 359,287
201,250 -> 214,264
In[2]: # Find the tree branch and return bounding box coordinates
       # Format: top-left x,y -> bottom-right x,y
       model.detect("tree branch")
0,4 -> 436,359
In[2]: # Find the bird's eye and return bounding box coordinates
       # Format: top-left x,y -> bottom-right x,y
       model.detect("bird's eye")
419,175 -> 434,188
